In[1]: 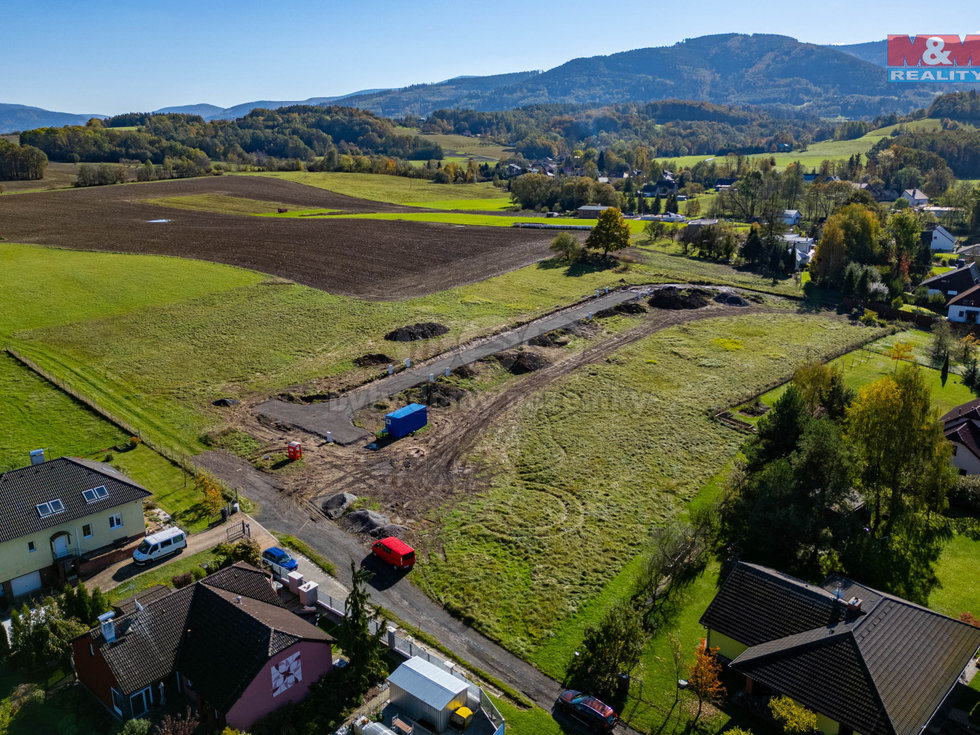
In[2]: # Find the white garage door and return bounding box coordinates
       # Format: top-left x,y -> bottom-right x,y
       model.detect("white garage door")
10,570 -> 42,598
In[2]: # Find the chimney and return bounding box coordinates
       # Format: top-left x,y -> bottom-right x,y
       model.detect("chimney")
29,449 -> 45,465
846,596 -> 863,612
98,611 -> 116,643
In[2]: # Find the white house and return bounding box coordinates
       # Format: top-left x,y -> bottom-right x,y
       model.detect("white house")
902,188 -> 929,207
941,398 -> 980,475
782,234 -> 815,266
923,223 -> 957,253
782,209 -> 802,226
947,283 -> 980,324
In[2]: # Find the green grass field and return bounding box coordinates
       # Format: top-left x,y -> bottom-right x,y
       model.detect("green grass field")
105,546 -> 221,603
659,119 -> 943,172
252,171 -> 514,210
146,193 -> 292,215
930,532 -> 980,618
413,313 -> 880,659
749,329 -> 975,416
416,131 -> 514,162
5,242 -> 804,457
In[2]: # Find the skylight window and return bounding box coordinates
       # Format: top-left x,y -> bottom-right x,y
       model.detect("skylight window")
82,485 -> 109,503
36,499 -> 66,518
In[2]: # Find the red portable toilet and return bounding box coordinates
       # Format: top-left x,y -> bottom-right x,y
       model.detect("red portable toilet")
287,441 -> 302,460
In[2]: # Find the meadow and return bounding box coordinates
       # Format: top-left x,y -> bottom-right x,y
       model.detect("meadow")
413,313 -> 880,658
5,242 -> 804,458
747,328 -> 975,416
254,171 -> 514,210
659,118 -> 943,172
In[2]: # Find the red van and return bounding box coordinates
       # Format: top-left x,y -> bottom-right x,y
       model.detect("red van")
372,536 -> 416,570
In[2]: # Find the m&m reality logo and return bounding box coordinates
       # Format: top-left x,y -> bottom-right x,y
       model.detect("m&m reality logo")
887,35 -> 980,82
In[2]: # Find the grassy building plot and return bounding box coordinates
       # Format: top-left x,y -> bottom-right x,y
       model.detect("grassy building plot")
414,313 -> 880,658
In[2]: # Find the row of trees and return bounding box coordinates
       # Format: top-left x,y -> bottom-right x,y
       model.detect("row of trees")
721,360 -> 953,602
509,173 -> 619,211
0,139 -> 47,181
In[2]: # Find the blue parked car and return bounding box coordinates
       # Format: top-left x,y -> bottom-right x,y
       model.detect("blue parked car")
262,546 -> 298,573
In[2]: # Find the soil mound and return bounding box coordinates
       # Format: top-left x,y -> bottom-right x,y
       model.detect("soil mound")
384,322 -> 450,342
496,350 -> 551,375
714,292 -> 750,307
212,397 -> 239,407
411,382 -> 467,408
648,287 -> 713,310
377,523 -> 407,539
596,301 -> 648,318
452,364 -> 478,379
320,492 -> 358,520
529,329 -> 571,347
345,509 -> 389,534
355,353 -> 393,367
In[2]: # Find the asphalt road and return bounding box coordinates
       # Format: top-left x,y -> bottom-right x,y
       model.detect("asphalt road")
255,287 -> 646,444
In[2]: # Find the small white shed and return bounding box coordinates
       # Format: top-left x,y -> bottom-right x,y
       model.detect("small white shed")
387,657 -> 469,733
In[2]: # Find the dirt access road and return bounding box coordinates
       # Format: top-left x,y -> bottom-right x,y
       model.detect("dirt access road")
255,286 -> 648,443
198,297 -> 773,718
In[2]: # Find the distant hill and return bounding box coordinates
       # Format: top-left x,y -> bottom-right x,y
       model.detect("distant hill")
830,41 -> 887,67
325,35 -> 934,118
152,103 -> 226,117
0,103 -> 102,133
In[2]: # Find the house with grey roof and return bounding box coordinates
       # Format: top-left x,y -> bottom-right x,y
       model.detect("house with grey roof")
947,283 -> 980,324
901,188 -> 929,207
922,223 -> 957,253
700,563 -> 980,735
72,562 -> 334,730
0,455 -> 151,602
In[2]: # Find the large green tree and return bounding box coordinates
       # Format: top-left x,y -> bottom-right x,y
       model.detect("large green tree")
565,601 -> 646,699
585,207 -> 632,257
336,563 -> 388,695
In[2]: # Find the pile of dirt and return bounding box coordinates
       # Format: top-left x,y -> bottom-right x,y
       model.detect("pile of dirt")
418,382 -> 468,407
452,364 -> 478,379
276,390 -> 339,404
212,397 -> 239,407
648,287 -> 713,310
596,301 -> 648,318
320,492 -> 358,520
495,350 -> 551,375
529,329 -> 571,347
345,509 -> 389,534
384,322 -> 450,342
714,292 -> 750,307
355,353 -> 393,367
377,523 -> 407,539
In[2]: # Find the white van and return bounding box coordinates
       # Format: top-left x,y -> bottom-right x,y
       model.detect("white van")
132,527 -> 187,565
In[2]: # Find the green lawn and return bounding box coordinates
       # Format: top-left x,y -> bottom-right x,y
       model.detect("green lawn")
105,546 -> 221,604
6,243 -> 803,457
751,329 -> 975,416
413,313 -> 880,658
930,533 -> 980,618
251,171 -> 514,210
417,131 -> 514,162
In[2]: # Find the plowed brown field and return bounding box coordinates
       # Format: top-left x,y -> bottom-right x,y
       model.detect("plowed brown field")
0,176 -> 553,299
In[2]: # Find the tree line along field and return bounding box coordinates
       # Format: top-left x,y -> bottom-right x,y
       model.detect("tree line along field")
3,236 -> 804,462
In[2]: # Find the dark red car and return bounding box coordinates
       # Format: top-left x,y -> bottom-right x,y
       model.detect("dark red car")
557,689 -> 619,733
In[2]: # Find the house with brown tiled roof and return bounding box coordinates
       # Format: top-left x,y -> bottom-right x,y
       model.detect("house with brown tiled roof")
700,563 -> 980,735
941,398 -> 980,475
72,563 -> 334,730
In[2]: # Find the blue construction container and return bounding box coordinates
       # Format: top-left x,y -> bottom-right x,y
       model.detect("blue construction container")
385,403 -> 428,438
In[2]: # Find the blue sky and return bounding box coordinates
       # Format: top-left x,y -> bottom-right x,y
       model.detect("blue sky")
4,0 -> 979,114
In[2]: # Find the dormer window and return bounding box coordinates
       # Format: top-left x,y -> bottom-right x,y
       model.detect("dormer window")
82,486 -> 109,503
36,499 -> 65,518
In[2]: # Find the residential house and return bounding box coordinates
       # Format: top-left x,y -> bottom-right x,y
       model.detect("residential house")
902,188 -> 929,207
0,455 -> 151,601
576,205 -> 609,219
715,177 -> 737,191
782,234 -> 815,267
654,171 -> 678,197
956,243 -> 980,259
941,398 -> 980,475
919,262 -> 980,299
72,563 -> 334,730
782,209 -> 802,226
923,223 -> 957,253
701,562 -> 980,735
685,218 -> 719,229
947,283 -> 980,323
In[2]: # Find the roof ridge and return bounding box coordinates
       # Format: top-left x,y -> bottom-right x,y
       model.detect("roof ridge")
62,456 -> 149,492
